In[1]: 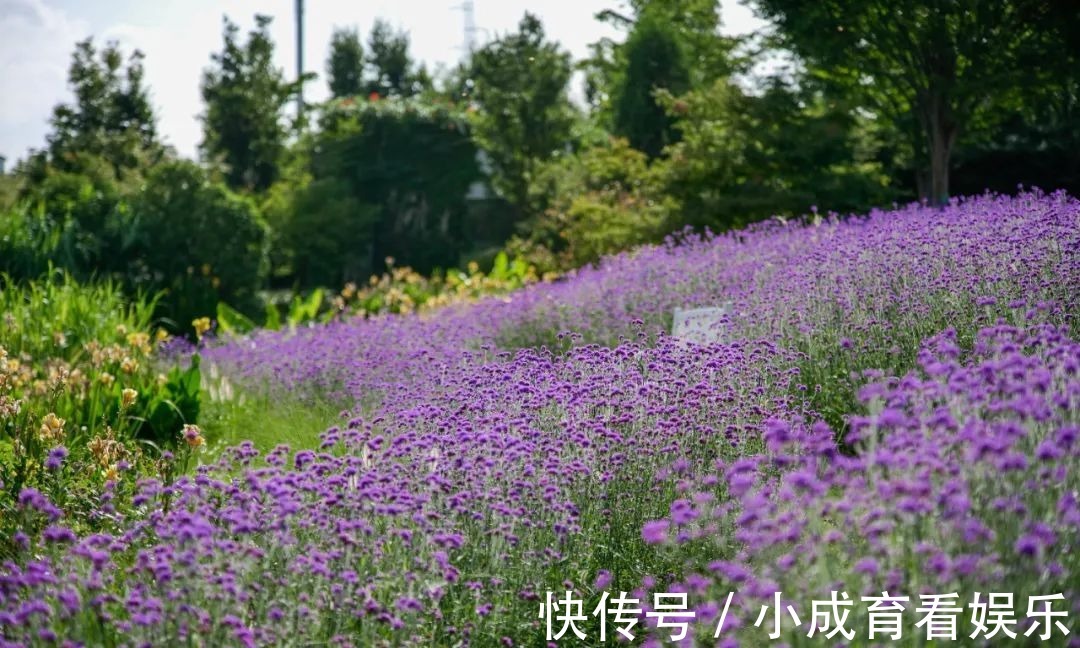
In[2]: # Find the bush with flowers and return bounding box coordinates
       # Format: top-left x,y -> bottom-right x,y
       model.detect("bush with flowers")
0,272 -> 203,557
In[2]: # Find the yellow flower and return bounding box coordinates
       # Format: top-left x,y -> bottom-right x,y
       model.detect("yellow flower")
155,328 -> 170,344
52,331 -> 67,347
192,317 -> 212,340
115,324 -> 128,337
88,428 -> 125,467
103,464 -> 120,482
121,388 -> 138,409
127,332 -> 152,355
39,412 -> 65,443
99,372 -> 115,388
104,344 -> 125,363
120,357 -> 139,374
156,373 -> 168,387
182,424 -> 206,449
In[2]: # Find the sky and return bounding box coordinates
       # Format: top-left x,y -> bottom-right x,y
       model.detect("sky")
0,0 -> 766,163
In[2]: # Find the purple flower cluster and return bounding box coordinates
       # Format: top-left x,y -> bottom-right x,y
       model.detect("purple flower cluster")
646,323 -> 1079,642
1,192 -> 1078,645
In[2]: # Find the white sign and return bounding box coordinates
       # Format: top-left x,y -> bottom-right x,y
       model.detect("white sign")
671,304 -> 730,344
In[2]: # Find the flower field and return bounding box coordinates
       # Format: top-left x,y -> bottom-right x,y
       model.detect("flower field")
2,191 -> 1079,646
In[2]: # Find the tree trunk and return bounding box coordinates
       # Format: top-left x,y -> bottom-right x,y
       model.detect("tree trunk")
917,80 -> 957,207
927,100 -> 955,207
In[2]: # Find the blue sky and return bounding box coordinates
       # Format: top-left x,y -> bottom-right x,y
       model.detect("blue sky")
0,0 -> 764,162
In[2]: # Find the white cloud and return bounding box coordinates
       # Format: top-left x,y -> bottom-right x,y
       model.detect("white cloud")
0,0 -> 88,161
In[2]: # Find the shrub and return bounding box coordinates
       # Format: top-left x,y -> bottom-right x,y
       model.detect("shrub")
340,252 -> 540,316
310,97 -> 482,277
271,173 -> 378,288
0,272 -> 201,557
508,137 -> 674,273
121,160 -> 269,331
0,153 -> 137,279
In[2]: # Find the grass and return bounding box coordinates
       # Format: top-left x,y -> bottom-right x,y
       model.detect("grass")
198,378 -> 344,456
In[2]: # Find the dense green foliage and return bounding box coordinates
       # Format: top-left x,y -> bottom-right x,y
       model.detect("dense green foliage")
326,28 -> 365,99
658,78 -> 894,229
121,160 -> 270,327
753,0 -> 1075,204
364,19 -> 430,98
201,15 -> 296,193
0,273 -> 200,556
466,13 -> 576,211
307,98 -> 480,276
508,137 -> 672,272
37,38 -> 161,176
610,14 -> 689,159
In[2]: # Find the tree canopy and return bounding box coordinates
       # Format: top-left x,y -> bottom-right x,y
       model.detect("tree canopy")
43,38 -> 161,176
326,28 -> 365,99
467,13 -> 576,211
754,0 -> 1066,204
200,14 -> 295,193
365,19 -> 429,98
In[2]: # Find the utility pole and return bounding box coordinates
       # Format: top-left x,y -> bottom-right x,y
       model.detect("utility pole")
462,0 -> 477,55
296,0 -> 305,119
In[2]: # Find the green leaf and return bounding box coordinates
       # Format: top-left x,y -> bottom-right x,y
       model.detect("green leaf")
491,251 -> 509,281
216,302 -> 256,335
264,302 -> 281,331
287,288 -> 323,328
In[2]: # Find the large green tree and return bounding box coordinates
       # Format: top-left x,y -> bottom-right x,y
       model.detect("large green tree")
657,77 -> 895,228
15,38 -> 162,273
467,13 -> 576,211
200,15 -> 295,193
326,28 -> 365,98
39,38 -> 161,177
589,0 -> 737,159
365,19 -> 429,98
610,14 -> 690,159
753,0 -> 1067,205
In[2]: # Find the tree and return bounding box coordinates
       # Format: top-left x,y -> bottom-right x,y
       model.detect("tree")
365,19 -> 428,98
610,14 -> 690,159
306,98 -> 481,276
467,13 -> 576,211
14,38 -> 162,275
754,0 -> 1066,205
327,28 -> 364,98
44,38 -> 161,176
588,0 -> 737,159
948,1 -> 1080,196
656,77 -> 895,229
508,137 -> 674,272
124,160 -> 269,324
201,15 -> 295,193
